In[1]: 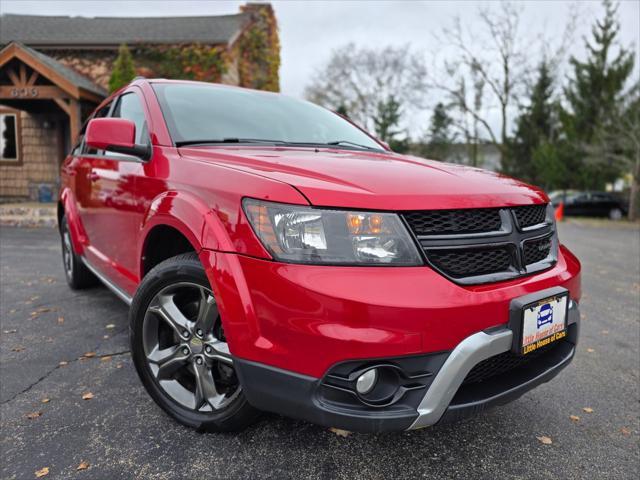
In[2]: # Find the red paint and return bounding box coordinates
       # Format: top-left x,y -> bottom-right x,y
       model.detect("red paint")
85,118 -> 136,150
60,79 -> 581,378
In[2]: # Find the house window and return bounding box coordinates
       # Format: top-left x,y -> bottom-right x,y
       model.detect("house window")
0,109 -> 21,164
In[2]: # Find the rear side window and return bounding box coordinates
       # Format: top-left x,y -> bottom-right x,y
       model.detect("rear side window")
112,93 -> 148,145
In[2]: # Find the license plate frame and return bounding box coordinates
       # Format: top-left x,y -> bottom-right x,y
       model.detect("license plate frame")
508,287 -> 569,356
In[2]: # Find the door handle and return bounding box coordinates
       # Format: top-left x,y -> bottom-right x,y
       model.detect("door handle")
88,172 -> 100,182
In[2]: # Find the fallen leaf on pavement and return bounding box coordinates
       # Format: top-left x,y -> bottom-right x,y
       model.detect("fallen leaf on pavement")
105,324 -> 116,329
583,407 -> 594,413
25,411 -> 42,419
329,427 -> 351,437
83,352 -> 96,358
100,356 -> 112,362
35,467 -> 49,477
31,307 -> 53,318
57,317 -> 64,325
3,329 -> 17,334
586,348 -> 595,353
82,392 -> 94,400
620,427 -> 631,436
536,435 -> 553,445
569,415 -> 580,422
41,398 -> 50,404
58,361 -> 68,367
76,461 -> 90,471
11,345 -> 25,352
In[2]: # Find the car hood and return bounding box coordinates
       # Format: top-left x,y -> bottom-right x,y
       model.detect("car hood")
178,146 -> 548,210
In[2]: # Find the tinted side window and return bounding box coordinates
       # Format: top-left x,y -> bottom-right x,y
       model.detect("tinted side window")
112,93 -> 148,144
592,193 -> 612,202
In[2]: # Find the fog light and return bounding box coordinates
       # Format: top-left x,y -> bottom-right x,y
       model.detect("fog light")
356,369 -> 378,395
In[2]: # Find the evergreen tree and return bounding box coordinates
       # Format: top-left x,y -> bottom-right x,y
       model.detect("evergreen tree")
560,0 -> 635,189
507,61 -> 563,187
109,44 -> 136,93
421,102 -> 456,161
373,96 -> 409,153
336,104 -> 349,118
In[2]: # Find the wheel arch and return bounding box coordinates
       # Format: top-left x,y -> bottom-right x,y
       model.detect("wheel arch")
138,190 -> 235,280
58,187 -> 87,255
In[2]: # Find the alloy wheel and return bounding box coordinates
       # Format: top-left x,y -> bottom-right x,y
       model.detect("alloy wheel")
142,282 -> 240,412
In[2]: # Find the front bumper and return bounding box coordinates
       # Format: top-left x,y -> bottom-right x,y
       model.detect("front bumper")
234,299 -> 580,432
202,245 -> 581,379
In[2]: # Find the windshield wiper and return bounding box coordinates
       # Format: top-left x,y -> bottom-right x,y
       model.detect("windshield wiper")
176,138 -> 288,147
176,138 -> 383,151
325,140 -> 379,151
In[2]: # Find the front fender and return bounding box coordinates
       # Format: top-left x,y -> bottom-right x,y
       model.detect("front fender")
138,190 -> 218,260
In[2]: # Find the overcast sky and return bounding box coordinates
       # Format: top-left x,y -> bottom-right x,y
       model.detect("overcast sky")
1,0 -> 639,134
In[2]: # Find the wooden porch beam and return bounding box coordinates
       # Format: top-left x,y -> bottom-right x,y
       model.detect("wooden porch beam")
19,63 -> 27,85
7,68 -> 20,86
53,98 -> 72,116
0,85 -> 68,99
68,98 -> 81,145
26,70 -> 39,86
0,45 -> 82,99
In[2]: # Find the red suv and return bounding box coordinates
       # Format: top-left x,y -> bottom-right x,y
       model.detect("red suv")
59,79 -> 581,432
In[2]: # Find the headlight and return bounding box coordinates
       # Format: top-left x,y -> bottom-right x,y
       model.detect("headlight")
243,199 -> 423,265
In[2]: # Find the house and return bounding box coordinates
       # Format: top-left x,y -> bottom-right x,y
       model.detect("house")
0,3 -> 279,201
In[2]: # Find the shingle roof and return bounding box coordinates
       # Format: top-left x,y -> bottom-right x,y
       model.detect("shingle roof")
1,42 -> 107,97
0,13 -> 251,48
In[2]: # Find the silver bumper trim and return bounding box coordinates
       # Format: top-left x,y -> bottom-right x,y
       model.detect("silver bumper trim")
409,299 -> 579,430
409,329 -> 512,429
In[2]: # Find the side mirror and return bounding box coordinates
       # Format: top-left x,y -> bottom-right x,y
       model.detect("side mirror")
85,118 -> 150,160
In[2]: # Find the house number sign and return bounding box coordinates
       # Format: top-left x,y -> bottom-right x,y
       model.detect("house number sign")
10,87 -> 39,98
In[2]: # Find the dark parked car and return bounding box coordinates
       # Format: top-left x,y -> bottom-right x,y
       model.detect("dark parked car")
551,191 -> 628,220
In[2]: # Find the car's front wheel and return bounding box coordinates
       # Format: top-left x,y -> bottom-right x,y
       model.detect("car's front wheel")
129,252 -> 260,432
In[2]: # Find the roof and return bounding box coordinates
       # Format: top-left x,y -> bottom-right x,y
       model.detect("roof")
0,42 -> 107,98
0,13 -> 252,48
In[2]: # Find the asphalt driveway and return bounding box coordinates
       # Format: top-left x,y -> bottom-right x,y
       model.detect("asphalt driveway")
1,221 -> 638,479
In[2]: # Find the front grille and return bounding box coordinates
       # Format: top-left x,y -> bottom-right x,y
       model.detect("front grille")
513,204 -> 546,228
462,341 -> 559,385
403,208 -> 501,235
403,204 -> 556,284
523,236 -> 552,265
428,247 -> 512,278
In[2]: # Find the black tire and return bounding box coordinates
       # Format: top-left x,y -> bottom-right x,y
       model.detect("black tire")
129,252 -> 260,432
60,215 -> 97,289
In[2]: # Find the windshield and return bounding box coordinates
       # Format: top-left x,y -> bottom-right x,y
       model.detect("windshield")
152,83 -> 383,150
